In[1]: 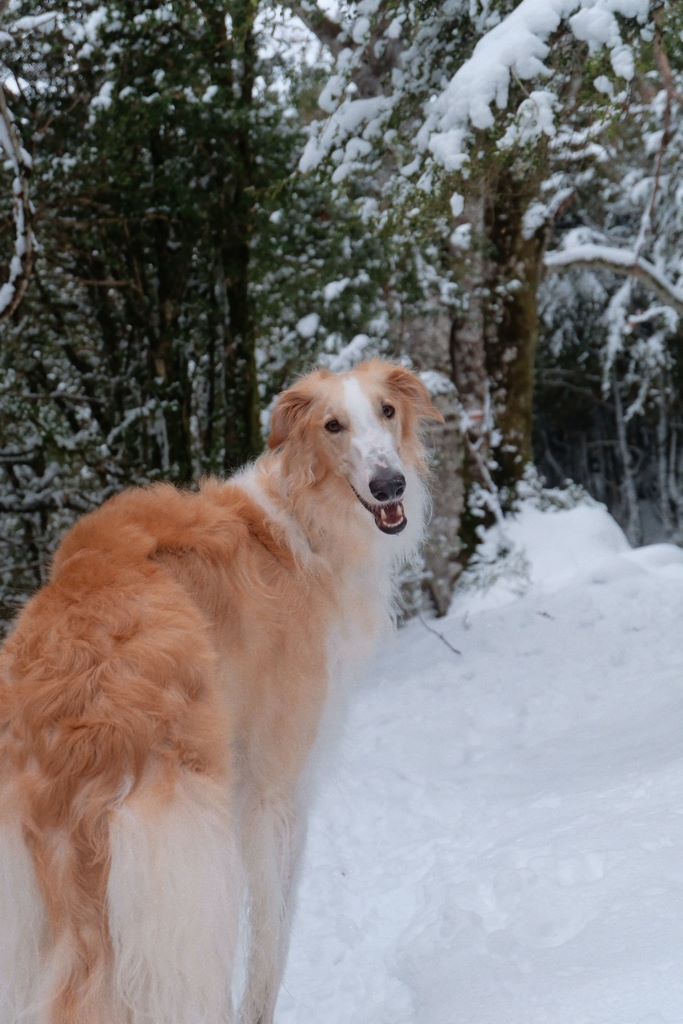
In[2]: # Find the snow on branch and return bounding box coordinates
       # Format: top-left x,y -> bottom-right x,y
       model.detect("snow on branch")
300,94 -> 395,176
421,0 -> 649,171
300,0 -> 650,179
0,82 -> 33,319
544,244 -> 683,318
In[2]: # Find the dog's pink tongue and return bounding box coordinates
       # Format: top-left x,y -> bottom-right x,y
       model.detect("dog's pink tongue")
378,502 -> 405,528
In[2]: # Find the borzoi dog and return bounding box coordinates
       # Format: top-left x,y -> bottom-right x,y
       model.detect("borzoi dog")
0,359 -> 442,1024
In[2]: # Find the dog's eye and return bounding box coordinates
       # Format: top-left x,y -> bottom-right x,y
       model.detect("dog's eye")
382,404 -> 395,419
325,419 -> 343,434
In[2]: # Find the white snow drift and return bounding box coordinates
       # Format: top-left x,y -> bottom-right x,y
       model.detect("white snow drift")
280,499 -> 683,1024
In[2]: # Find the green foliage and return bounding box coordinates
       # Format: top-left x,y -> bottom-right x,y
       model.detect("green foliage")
0,3 -> 343,622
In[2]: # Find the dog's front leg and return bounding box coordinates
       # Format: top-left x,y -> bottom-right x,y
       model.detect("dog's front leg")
238,793 -> 306,1024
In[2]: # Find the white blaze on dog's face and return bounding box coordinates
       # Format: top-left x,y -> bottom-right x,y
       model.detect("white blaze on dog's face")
338,376 -> 408,535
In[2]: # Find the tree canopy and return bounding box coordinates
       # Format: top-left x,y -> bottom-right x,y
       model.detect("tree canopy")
2,0 -> 682,626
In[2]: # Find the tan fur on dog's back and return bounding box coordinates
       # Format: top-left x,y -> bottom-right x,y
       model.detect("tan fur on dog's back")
1,481 -> 333,1021
3,486 -> 229,1019
0,360 -> 442,1024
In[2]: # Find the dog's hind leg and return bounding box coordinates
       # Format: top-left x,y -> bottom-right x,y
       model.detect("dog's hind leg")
238,793 -> 306,1024
1,795 -> 120,1024
107,770 -> 240,1024
0,796 -> 48,1024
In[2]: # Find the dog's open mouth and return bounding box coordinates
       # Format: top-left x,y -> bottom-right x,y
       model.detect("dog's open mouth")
352,488 -> 407,535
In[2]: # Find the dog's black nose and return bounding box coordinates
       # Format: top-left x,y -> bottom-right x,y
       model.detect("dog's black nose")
369,473 -> 406,502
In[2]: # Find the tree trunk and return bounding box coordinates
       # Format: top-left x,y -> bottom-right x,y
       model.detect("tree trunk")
484,158 -> 546,489
612,375 -> 642,545
450,188 -> 490,446
394,292 -> 467,615
421,383 -> 466,615
207,0 -> 262,471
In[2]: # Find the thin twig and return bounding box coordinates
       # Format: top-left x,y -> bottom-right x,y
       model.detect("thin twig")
418,613 -> 462,656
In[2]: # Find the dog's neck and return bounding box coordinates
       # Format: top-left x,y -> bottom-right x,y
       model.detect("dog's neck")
236,452 -> 416,584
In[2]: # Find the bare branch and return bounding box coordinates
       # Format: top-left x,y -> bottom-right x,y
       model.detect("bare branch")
289,0 -> 401,90
544,244 -> 683,318
654,8 -> 683,109
289,0 -> 343,56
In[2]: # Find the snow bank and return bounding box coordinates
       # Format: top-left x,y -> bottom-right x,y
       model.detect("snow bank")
280,501 -> 683,1024
507,501 -> 630,590
451,497 -> 631,615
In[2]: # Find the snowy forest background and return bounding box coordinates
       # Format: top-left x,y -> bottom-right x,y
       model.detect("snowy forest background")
2,0 -> 683,630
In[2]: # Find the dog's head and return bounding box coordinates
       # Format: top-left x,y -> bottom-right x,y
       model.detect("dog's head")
268,360 -> 443,536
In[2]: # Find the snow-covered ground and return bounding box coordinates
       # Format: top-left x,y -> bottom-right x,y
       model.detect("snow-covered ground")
279,500 -> 683,1024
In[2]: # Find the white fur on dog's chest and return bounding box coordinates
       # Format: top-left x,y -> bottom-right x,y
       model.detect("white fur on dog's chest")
329,567 -> 391,674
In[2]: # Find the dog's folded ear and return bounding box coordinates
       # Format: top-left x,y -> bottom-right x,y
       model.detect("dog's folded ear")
268,383 -> 315,449
385,365 -> 445,424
